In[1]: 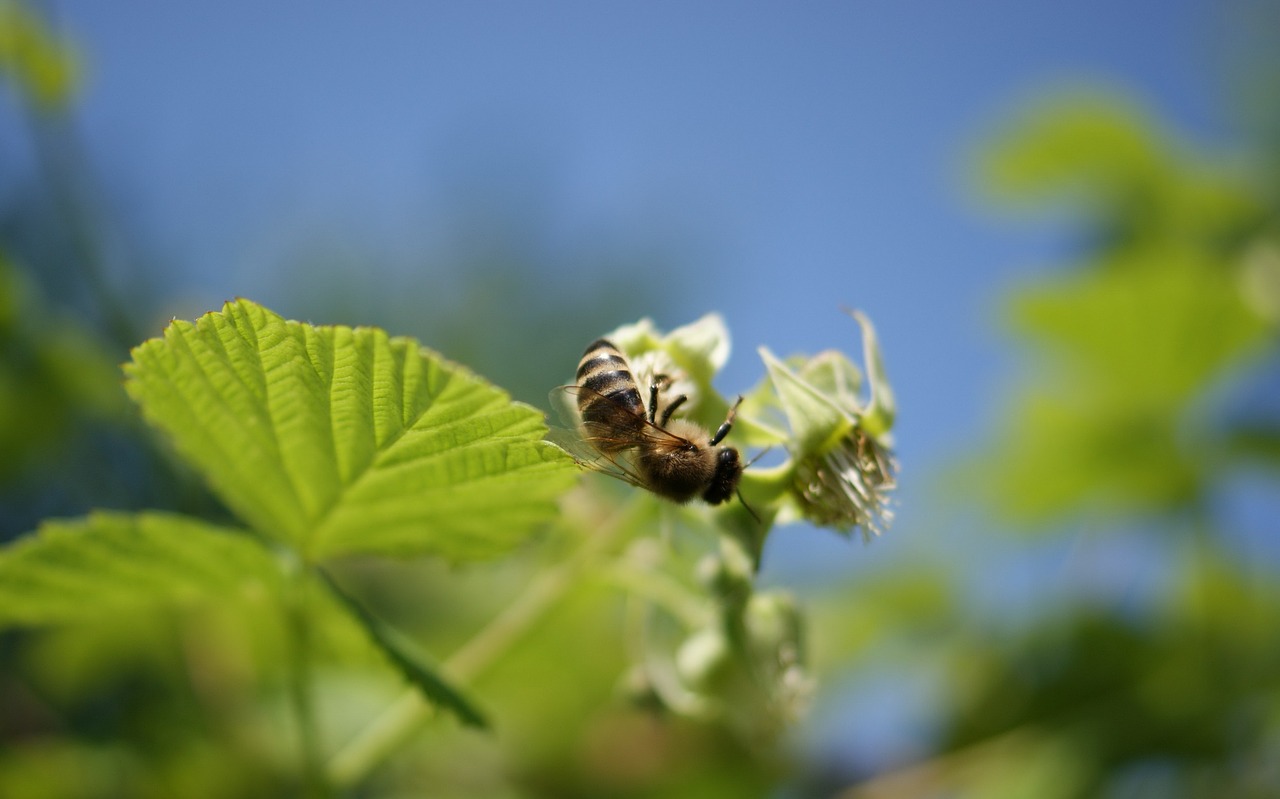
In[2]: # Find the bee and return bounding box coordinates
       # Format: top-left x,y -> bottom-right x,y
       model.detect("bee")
558,338 -> 745,506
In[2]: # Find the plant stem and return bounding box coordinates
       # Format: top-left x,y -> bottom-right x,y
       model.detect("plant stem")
284,563 -> 330,798
596,564 -> 713,629
326,498 -> 638,789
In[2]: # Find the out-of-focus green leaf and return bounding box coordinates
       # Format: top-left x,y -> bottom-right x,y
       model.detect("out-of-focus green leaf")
983,393 -> 1200,522
977,91 -> 1267,249
1240,238 -> 1280,327
318,568 -> 489,729
842,728 -> 1094,799
978,93 -> 1168,205
0,256 -> 126,477
972,98 -> 1274,524
981,209 -> 1271,524
0,0 -> 80,110
1007,251 -> 1269,408
1224,422 -> 1280,470
124,299 -> 576,562
0,512 -> 279,628
808,567 -> 956,672
929,549 -> 1280,797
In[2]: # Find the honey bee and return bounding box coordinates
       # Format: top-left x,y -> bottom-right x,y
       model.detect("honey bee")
557,338 -> 745,506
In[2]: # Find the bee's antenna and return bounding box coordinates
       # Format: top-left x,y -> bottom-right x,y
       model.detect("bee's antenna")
737,490 -> 761,524
744,447 -> 772,469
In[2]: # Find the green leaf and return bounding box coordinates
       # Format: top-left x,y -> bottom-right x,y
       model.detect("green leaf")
977,91 -> 1169,207
317,569 -> 488,729
1224,422 -> 1280,471
125,299 -> 576,562
0,255 -> 127,477
0,512 -> 280,628
976,90 -> 1266,247
1007,252 -> 1269,408
977,392 -> 1200,524
0,0 -> 81,110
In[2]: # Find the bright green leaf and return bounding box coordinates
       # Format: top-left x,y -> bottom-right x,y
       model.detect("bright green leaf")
0,511 -> 280,628
124,299 -> 576,562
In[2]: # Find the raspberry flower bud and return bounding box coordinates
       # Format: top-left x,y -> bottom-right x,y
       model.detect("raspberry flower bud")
758,310 -> 898,537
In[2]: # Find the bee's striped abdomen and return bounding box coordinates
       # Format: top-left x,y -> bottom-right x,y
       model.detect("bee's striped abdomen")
577,339 -> 644,415
576,338 -> 645,451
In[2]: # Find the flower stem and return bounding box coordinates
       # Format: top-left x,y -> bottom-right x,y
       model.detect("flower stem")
596,563 -> 714,629
284,562 -> 330,798
326,497 -> 638,789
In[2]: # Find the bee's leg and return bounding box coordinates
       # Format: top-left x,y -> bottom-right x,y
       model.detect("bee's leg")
648,374 -> 673,424
708,395 -> 744,446
658,394 -> 687,427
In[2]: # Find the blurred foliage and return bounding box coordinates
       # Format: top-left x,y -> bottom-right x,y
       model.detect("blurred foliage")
977,93 -> 1277,526
990,252 -> 1269,521
1,0 -> 182,538
0,254 -> 125,482
978,93 -> 1268,251
0,0 -> 78,111
836,92 -> 1280,798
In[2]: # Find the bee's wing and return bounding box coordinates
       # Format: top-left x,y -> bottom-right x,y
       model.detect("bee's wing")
553,384 -> 694,450
544,424 -> 649,493
547,384 -> 693,491
547,384 -> 583,430
543,411 -> 603,468
545,385 -> 636,481
556,442 -> 652,491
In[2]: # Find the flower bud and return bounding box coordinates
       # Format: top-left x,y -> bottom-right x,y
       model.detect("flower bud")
758,311 -> 897,537
675,627 -> 732,692
744,591 -> 803,662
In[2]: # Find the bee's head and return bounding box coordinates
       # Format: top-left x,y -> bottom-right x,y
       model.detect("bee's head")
701,446 -> 743,505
